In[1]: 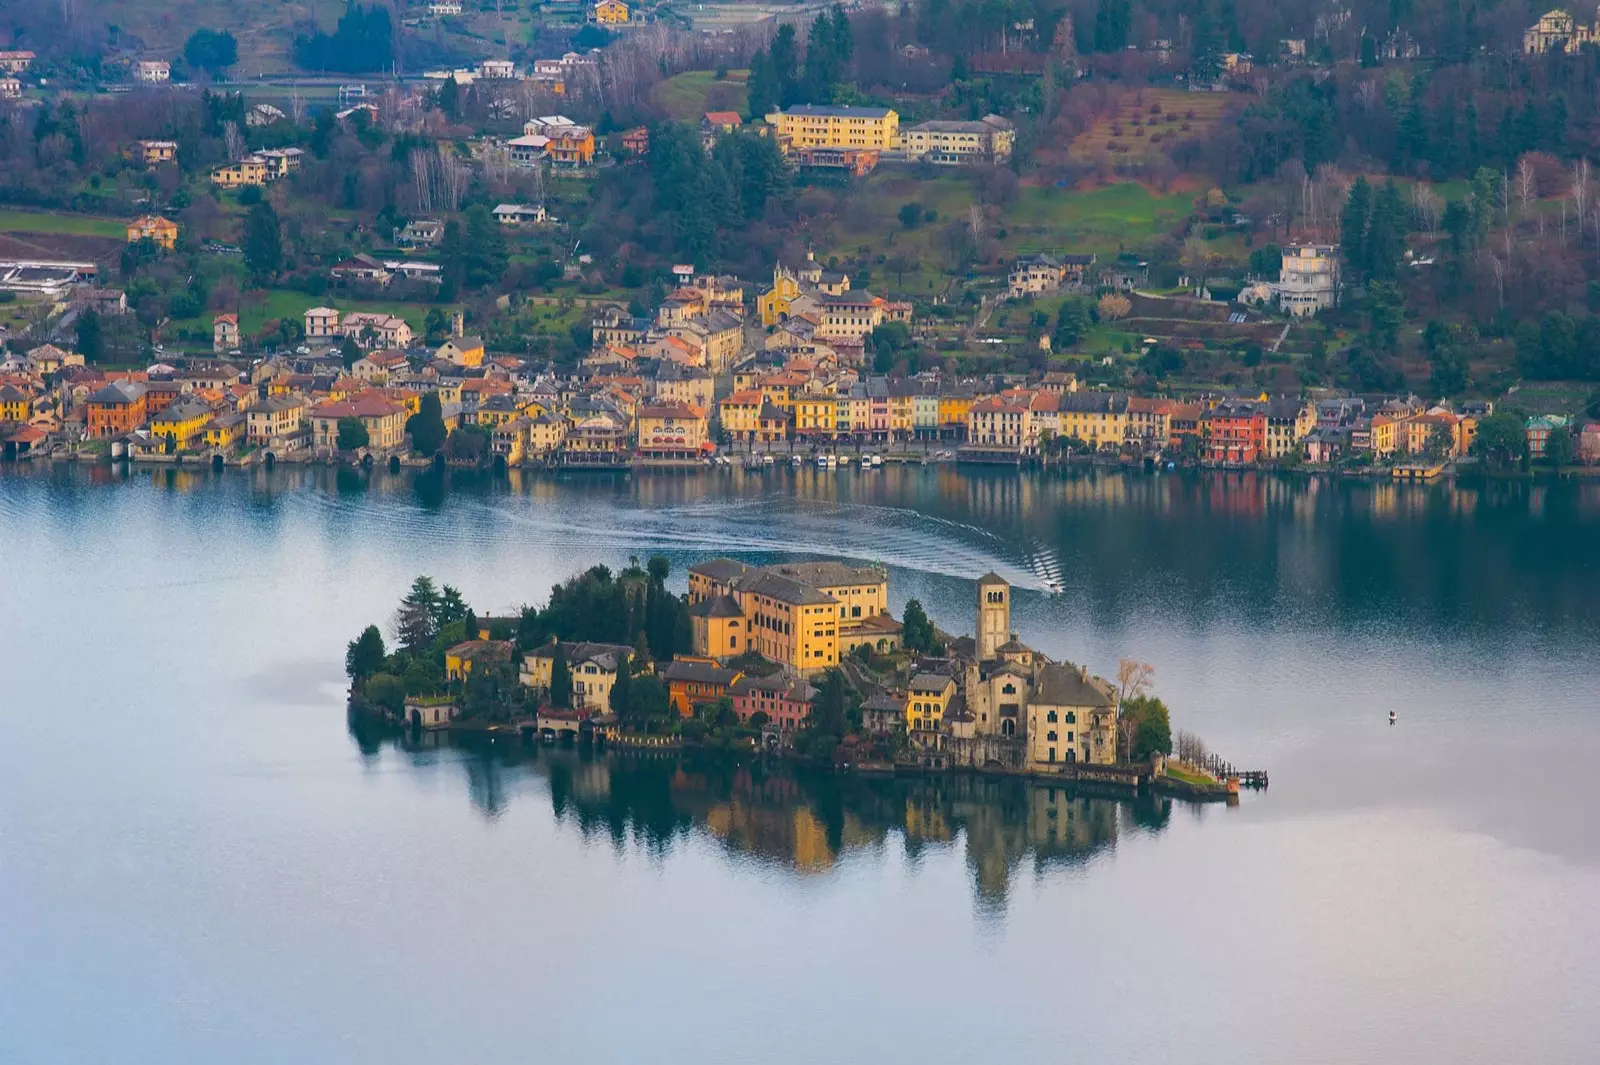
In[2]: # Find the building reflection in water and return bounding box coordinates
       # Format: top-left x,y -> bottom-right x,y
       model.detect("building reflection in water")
354,718 -> 1174,916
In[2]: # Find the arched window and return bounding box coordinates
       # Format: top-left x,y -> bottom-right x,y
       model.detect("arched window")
1047,710 -> 1058,723
1065,711 -> 1076,724
1002,683 -> 1015,695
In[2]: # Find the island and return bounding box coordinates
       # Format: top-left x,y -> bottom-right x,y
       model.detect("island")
345,555 -> 1255,800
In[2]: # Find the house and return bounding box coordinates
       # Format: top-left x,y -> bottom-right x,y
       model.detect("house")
1202,399 -> 1266,464
636,402 -> 710,459
135,60 -> 170,83
588,0 -> 630,24
87,381 -> 149,438
437,336 -> 486,367
404,698 -> 459,729
493,202 -> 546,226
861,692 -> 906,736
507,136 -> 550,166
309,393 -> 408,452
428,1 -> 464,14
817,291 -> 891,340
340,312 -> 413,349
245,395 -> 309,445
1524,9 -> 1596,54
138,140 -> 178,166
899,114 -> 1015,164
149,398 -> 215,451
1526,414 -> 1569,459
527,412 -> 568,457
655,362 -> 715,411
906,673 -> 957,733
1027,663 -> 1118,766
547,125 -> 596,166
444,640 -> 513,682
256,148 -> 304,179
1580,422 -> 1600,464
1278,244 -> 1339,316
395,220 -> 444,247
203,411 -> 247,450
211,158 -> 268,188
621,126 -> 650,156
304,307 -> 341,340
0,78 -> 19,100
126,215 -> 178,250
766,105 -> 900,152
1008,255 -> 1067,299
213,314 -> 240,354
330,254 -> 392,285
0,50 -> 35,74
730,674 -> 816,732
478,58 -> 516,79
793,146 -> 879,176
661,658 -> 743,716
351,350 -> 410,383
246,103 -> 286,127
701,110 -> 743,148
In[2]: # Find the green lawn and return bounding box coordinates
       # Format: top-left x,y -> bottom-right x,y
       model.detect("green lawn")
167,288 -> 462,344
1006,183 -> 1192,255
651,70 -> 749,122
0,209 -> 128,239
1164,764 -> 1218,788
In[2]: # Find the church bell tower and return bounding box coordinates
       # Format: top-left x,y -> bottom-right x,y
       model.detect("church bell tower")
977,572 -> 1010,661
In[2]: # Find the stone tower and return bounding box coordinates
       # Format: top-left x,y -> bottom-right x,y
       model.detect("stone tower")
977,572 -> 1010,661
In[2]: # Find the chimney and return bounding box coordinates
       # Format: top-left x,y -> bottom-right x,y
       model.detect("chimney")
1080,664 -> 1088,682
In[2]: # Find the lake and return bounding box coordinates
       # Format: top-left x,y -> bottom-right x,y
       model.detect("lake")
2,462 -> 1598,1063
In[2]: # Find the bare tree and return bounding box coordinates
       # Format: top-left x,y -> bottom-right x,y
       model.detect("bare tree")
410,147 -> 433,213
1571,159 -> 1591,232
290,88 -> 306,126
437,145 -> 469,211
1116,659 -> 1154,705
1412,182 -> 1441,237
967,203 -> 986,245
223,120 -> 244,162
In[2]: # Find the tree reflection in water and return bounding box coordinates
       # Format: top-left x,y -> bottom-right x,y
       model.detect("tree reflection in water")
358,723 -> 1184,913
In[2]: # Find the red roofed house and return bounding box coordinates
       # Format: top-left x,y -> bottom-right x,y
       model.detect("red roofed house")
309,392 -> 408,452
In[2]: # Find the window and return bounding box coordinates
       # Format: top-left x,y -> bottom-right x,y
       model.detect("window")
1065,711 -> 1076,724
1047,731 -> 1057,742
1047,710 -> 1058,723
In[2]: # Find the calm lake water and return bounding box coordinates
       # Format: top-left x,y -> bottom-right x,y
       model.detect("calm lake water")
3,463 -> 1599,1063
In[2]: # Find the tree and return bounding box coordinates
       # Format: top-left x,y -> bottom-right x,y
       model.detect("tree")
902,599 -> 935,653
809,669 -> 849,737
768,23 -> 799,106
1180,235 -> 1215,292
437,585 -> 469,625
1116,659 -> 1154,706
185,29 -> 238,73
243,201 -> 283,283
549,646 -> 572,707
630,673 -> 672,723
898,202 -> 924,229
1053,299 -> 1091,349
1122,695 -> 1172,762
407,392 -> 446,456
647,554 -> 671,584
365,672 -> 406,715
609,654 -> 634,719
1546,425 -> 1575,467
336,417 -> 369,451
345,624 -> 386,682
75,307 -> 103,362
395,576 -> 440,651
1472,412 -> 1527,470
461,205 -> 508,288
1341,176 -> 1373,279
1097,293 -> 1131,321
339,335 -> 362,369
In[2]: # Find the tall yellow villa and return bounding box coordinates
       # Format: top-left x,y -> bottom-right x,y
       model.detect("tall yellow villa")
765,105 -> 900,152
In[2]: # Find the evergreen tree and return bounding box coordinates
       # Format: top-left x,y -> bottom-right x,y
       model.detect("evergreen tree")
609,654 -> 633,718
437,585 -> 469,626
462,205 -> 508,288
1365,181 -> 1407,281
75,307 -> 103,362
339,335 -> 361,369
1093,0 -> 1130,52
243,201 -> 283,283
809,669 -> 849,737
747,50 -> 775,120
902,599 -> 934,653
345,625 -> 387,682
769,24 -> 799,105
407,392 -> 447,456
1341,176 -> 1373,279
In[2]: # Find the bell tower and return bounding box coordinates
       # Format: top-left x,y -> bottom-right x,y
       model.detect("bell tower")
976,572 -> 1010,661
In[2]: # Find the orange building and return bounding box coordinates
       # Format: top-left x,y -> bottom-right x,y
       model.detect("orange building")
87,380 -> 150,437
126,215 -> 178,250
661,658 -> 743,717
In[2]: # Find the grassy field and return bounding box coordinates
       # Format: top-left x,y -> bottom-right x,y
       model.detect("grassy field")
166,288 -> 460,342
0,209 -> 128,239
1068,89 -> 1236,167
814,176 -> 1194,299
651,70 -> 749,121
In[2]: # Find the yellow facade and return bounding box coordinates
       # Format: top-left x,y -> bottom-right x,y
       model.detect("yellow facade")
150,404 -> 212,450
758,267 -> 802,327
766,105 -> 900,152
794,396 -> 836,437
211,159 -> 268,188
938,393 -> 974,428
589,0 -> 629,23
1056,407 -> 1127,447
719,392 -> 761,438
203,416 -> 245,450
127,215 -> 178,250
906,675 -> 956,733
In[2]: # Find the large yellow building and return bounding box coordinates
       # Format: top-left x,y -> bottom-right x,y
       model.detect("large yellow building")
211,158 -> 268,188
127,214 -> 178,250
766,105 -> 900,152
687,558 -> 891,676
589,0 -> 629,23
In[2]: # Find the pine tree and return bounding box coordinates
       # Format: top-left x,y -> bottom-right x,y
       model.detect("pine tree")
345,625 -> 387,682
609,654 -> 633,718
1341,176 -> 1373,280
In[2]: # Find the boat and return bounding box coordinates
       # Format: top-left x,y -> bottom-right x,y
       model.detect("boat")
869,455 -> 883,468
790,454 -> 803,466
762,454 -> 774,466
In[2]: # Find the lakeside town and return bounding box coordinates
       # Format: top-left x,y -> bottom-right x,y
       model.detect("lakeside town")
5,5 -> 1600,475
347,554 -> 1240,798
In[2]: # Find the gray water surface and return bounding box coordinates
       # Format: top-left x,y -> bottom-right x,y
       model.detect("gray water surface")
2,463 -> 1596,1064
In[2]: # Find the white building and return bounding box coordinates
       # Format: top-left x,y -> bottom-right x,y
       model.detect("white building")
493,203 -> 547,226
136,60 -> 171,84
478,59 -> 517,79
1277,244 -> 1339,317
